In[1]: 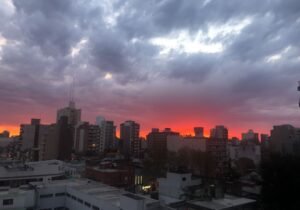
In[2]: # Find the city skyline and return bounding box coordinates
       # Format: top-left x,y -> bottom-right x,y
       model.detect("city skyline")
1,0 -> 300,137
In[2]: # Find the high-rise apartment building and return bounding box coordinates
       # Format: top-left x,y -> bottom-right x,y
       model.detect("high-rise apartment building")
207,125 -> 229,176
96,116 -> 116,153
74,122 -> 101,154
147,128 -> 179,159
210,125 -> 228,140
57,116 -> 73,161
241,129 -> 259,144
270,124 -> 300,155
120,120 -> 140,158
56,101 -> 81,126
20,119 -> 58,161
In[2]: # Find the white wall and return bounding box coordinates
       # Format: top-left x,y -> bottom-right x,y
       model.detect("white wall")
0,189 -> 35,210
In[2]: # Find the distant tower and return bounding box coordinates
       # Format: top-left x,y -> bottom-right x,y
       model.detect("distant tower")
298,81 -> 300,107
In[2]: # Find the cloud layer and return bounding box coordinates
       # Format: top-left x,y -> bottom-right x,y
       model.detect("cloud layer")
0,0 -> 300,137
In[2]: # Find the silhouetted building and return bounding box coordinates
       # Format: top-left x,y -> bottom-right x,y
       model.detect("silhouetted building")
0,130 -> 10,138
120,121 -> 140,158
210,125 -> 228,140
167,135 -> 207,152
147,128 -> 179,159
57,116 -> 73,161
194,127 -> 204,137
270,124 -> 300,155
242,129 -> 259,144
207,138 -> 229,176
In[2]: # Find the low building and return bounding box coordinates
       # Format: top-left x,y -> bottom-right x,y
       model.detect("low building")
158,171 -> 256,210
85,166 -> 134,188
0,178 -> 169,210
228,143 -> 261,166
158,172 -> 202,204
0,160 -> 66,187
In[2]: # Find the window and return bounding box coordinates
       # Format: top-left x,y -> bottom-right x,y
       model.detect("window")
71,195 -> 76,200
40,194 -> 53,199
55,192 -> 65,197
66,193 -> 70,197
84,202 -> 91,207
77,198 -> 83,204
3,199 -> 13,206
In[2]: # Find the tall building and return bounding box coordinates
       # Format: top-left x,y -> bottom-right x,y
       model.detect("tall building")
270,124 -> 300,155
241,129 -> 259,144
120,120 -> 140,158
57,116 -> 73,161
20,119 -> 59,161
210,125 -> 228,140
147,128 -> 179,159
56,101 -> 81,126
96,116 -> 116,153
194,127 -> 204,137
74,122 -> 101,154
207,125 -> 229,176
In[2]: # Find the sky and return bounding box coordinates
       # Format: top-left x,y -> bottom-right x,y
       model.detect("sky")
0,0 -> 300,138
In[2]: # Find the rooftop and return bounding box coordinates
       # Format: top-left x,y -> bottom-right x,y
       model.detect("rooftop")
188,194 -> 256,210
0,160 -> 65,180
30,178 -> 160,208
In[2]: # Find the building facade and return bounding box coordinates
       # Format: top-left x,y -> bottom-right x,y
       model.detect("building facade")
120,121 -> 140,158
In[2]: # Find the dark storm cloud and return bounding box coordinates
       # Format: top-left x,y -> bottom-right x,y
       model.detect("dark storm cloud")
0,0 -> 300,134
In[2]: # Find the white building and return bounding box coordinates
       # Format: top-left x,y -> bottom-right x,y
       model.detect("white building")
167,135 -> 207,152
0,178 -> 169,210
0,160 -> 83,187
228,143 -> 261,165
158,172 -> 202,204
158,172 -> 256,210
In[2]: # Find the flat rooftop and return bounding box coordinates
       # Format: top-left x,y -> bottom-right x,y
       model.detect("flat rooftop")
30,178 -> 160,208
0,160 -> 65,180
188,194 -> 256,210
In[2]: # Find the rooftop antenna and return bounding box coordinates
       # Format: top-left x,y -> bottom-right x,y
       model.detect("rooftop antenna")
298,81 -> 300,108
69,55 -> 76,109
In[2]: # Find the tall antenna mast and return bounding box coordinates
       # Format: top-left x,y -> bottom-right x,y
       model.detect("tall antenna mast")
298,81 -> 300,108
69,56 -> 76,108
